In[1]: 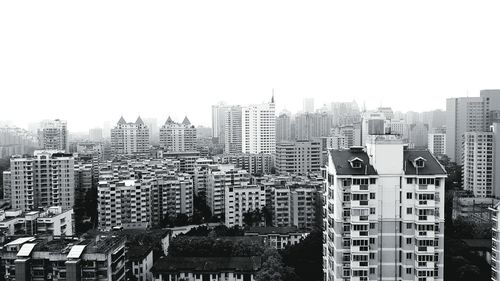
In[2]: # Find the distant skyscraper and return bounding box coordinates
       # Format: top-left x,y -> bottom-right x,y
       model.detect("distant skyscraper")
295,112 -> 333,141
38,119 -> 68,152
159,116 -> 197,152
276,113 -> 292,143
212,102 -> 229,143
110,116 -> 150,156
409,122 -> 429,148
463,131 -> 495,197
144,117 -> 159,144
331,101 -> 361,126
241,97 -> 276,154
361,111 -> 386,146
89,127 -> 103,142
224,106 -> 242,154
446,97 -> 488,163
303,98 -> 314,113
428,132 -> 446,157
480,89 -> 500,126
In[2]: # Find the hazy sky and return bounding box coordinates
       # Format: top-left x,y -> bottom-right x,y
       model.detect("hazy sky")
1,1 -> 500,132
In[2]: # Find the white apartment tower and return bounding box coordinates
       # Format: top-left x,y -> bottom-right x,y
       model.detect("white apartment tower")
111,116 -> 150,156
4,151 -> 75,212
159,116 -> 197,152
324,135 -> 446,281
206,165 -> 249,218
241,97 -> 276,154
38,119 -> 68,152
428,133 -> 446,157
224,184 -> 266,227
212,102 -> 229,143
275,140 -> 321,175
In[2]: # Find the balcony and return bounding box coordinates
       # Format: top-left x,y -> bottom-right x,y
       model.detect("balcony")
351,185 -> 370,193
415,261 -> 435,268
416,246 -> 435,253
416,200 -> 435,208
351,246 -> 369,253
351,215 -> 369,222
417,215 -> 435,222
417,184 -> 435,192
416,231 -> 435,238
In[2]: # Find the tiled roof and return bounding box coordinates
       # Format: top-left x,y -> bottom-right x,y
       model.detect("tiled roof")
403,150 -> 447,175
152,256 -> 261,273
329,149 -> 377,176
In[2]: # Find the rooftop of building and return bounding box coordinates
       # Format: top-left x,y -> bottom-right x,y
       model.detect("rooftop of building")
245,226 -> 307,235
329,148 -> 378,176
403,149 -> 447,175
152,256 -> 262,273
126,245 -> 153,261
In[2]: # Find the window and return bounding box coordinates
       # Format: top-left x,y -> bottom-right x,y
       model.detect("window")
369,253 -> 375,259
406,253 -> 412,259
406,223 -> 412,229
370,193 -> 375,199
370,268 -> 375,274
415,159 -> 425,168
406,178 -> 413,184
406,268 -> 412,274
406,238 -> 412,245
406,192 -> 412,199
370,223 -> 375,229
369,238 -> 375,244
407,208 -> 413,215
369,178 -> 376,184
370,208 -> 375,215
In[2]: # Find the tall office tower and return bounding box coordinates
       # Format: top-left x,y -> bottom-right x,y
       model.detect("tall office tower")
428,133 -> 446,157
212,102 -> 229,143
110,116 -> 150,156
241,98 -> 276,154
224,183 -> 266,227
361,111 -> 387,146
159,116 -> 197,152
331,101 -> 361,126
224,106 -> 242,154
38,119 -> 69,152
98,179 -> 151,231
276,113 -> 292,143
144,118 -> 159,145
303,98 -> 315,113
275,140 -> 321,175
5,151 -> 75,212
206,165 -> 249,219
446,97 -> 489,163
0,126 -> 38,158
88,127 -> 103,142
295,112 -> 333,141
409,122 -> 429,148
324,135 -> 446,281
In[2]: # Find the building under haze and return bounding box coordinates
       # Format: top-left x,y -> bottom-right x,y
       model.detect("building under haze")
428,132 -> 446,157
275,140 -> 321,175
303,98 -> 314,113
159,116 -> 197,152
276,113 -> 292,143
241,97 -> 276,154
110,116 -> 150,156
224,106 -> 243,154
38,119 -> 68,152
324,135 -> 446,280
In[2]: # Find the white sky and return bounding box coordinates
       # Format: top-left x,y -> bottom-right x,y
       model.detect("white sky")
1,0 -> 500,132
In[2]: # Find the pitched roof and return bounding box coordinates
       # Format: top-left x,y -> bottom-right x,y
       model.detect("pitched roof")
182,116 -> 191,126
165,116 -> 174,124
329,149 -> 378,176
152,256 -> 262,273
403,150 -> 447,175
135,116 -> 144,125
117,116 -> 126,125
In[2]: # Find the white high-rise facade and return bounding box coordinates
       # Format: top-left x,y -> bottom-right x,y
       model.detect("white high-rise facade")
212,102 -> 229,143
224,184 -> 266,227
241,97 -> 276,154
4,151 -> 75,212
38,119 -> 68,152
224,106 -> 243,154
111,116 -> 150,156
428,133 -> 446,157
324,135 -> 446,281
159,116 -> 197,152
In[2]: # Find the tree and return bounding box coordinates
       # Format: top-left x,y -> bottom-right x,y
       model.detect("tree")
281,230 -> 323,281
243,208 -> 263,227
256,249 -> 299,281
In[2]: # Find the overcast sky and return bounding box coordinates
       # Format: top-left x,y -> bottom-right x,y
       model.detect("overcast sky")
1,1 -> 500,132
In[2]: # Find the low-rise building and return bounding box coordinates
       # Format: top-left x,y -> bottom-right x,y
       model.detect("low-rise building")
245,226 -> 308,249
0,206 -> 74,237
127,245 -> 154,281
152,256 -> 262,281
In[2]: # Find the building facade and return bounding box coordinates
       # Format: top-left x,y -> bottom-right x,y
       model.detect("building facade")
241,98 -> 276,154
323,135 -> 446,280
275,140 -> 321,175
111,117 -> 150,156
159,117 -> 197,152
38,119 -> 68,152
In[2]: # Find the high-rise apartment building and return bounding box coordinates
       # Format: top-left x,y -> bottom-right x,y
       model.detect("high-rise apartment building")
241,98 -> 276,154
206,165 -> 249,219
159,116 -> 197,152
275,140 -> 321,175
89,127 -> 103,142
224,106 -> 242,154
212,102 -> 229,143
111,116 -> 150,156
224,184 -> 266,227
220,153 -> 273,176
0,127 -> 38,158
323,135 -> 446,280
428,133 -> 446,157
463,132 -> 494,197
446,97 -> 489,163
330,101 -> 361,127
38,119 -> 68,152
409,122 -> 429,148
276,113 -> 292,143
295,112 -> 333,141
4,151 -> 75,212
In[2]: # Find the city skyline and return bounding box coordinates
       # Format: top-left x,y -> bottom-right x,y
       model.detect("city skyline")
2,1 -> 500,131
